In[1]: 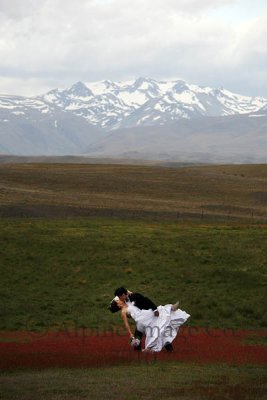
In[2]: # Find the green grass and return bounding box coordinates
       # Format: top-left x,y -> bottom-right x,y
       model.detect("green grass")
0,363 -> 266,400
0,218 -> 266,331
0,165 -> 266,399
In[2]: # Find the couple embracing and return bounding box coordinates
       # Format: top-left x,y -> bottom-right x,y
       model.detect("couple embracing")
109,287 -> 190,352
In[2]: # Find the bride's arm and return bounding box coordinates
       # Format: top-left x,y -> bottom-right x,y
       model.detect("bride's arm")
121,309 -> 134,339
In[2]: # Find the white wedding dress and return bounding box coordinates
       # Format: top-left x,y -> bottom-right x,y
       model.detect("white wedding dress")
127,302 -> 190,352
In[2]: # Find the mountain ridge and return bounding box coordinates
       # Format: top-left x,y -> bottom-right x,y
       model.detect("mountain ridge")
1,77 -> 267,161
84,113 -> 267,163
40,77 -> 267,130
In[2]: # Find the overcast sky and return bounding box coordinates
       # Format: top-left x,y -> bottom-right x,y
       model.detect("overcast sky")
0,0 -> 266,97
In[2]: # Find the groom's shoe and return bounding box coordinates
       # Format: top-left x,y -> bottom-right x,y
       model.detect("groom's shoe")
164,342 -> 174,352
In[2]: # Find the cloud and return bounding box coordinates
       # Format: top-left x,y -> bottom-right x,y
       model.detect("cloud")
0,0 -> 266,96
0,0 -> 39,19
213,11 -> 267,96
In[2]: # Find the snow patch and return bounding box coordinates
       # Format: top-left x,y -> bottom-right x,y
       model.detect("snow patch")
248,114 -> 266,118
188,84 -> 212,95
12,111 -> 25,115
0,103 -> 16,109
117,91 -> 147,107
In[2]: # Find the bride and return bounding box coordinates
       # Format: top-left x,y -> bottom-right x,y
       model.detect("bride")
116,298 -> 190,352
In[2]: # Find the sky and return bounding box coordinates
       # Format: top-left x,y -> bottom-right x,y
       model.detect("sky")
0,0 -> 266,97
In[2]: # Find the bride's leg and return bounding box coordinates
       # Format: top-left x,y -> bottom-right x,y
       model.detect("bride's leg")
171,301 -> 179,311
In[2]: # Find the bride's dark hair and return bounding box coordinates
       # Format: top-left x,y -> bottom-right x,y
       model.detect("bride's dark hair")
108,299 -> 120,313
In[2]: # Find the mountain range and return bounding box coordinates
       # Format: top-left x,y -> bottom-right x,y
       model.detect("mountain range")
0,77 -> 267,162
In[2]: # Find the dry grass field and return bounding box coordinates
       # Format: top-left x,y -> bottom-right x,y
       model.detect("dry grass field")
0,163 -> 266,221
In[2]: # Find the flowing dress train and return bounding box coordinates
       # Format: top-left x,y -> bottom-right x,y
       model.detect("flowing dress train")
127,303 -> 190,352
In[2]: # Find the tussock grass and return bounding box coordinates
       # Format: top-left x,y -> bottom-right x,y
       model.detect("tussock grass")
0,163 -> 266,221
0,219 -> 266,331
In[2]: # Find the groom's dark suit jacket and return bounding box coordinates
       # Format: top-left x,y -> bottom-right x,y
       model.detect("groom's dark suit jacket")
127,293 -> 157,311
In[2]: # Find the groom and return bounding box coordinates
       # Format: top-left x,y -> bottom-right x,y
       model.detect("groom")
109,287 -> 159,316
108,287 -> 174,352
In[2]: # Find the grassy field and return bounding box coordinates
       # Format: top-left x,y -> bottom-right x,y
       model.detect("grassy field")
0,162 -> 267,331
0,163 -> 266,400
0,218 -> 266,331
0,363 -> 266,400
0,163 -> 266,221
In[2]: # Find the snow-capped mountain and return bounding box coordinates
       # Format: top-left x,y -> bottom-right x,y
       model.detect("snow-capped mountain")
0,77 -> 267,160
0,94 -> 104,155
40,78 -> 267,130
